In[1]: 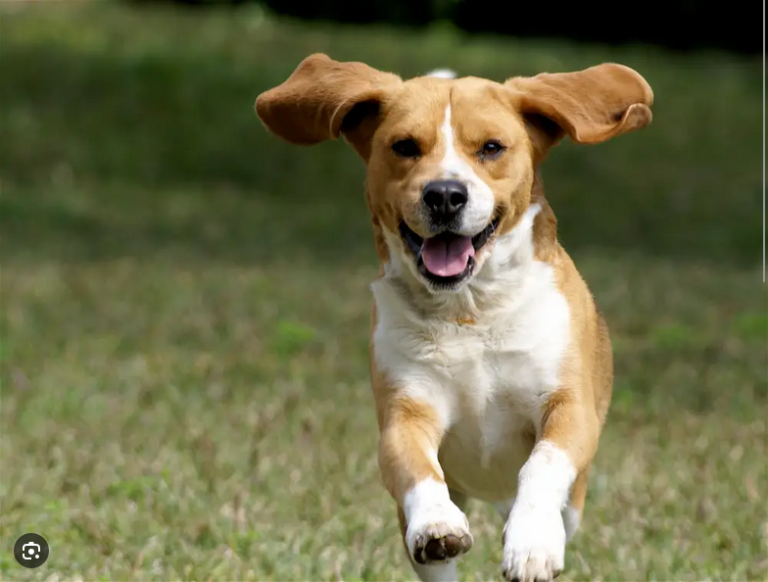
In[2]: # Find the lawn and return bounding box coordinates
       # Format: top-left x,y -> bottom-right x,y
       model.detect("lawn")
1,2 -> 766,580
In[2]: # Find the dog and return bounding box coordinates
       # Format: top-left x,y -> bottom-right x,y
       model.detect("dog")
255,54 -> 653,582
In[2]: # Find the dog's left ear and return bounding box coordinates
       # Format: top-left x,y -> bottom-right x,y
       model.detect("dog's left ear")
255,54 -> 402,158
506,63 -> 653,157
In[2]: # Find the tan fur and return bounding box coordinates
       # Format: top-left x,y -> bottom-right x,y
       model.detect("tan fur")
255,54 -> 401,152
255,54 -> 652,579
507,63 -> 654,150
377,390 -> 445,502
543,245 -> 613,481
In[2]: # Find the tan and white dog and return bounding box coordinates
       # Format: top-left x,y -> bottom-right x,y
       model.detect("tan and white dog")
255,54 -> 653,582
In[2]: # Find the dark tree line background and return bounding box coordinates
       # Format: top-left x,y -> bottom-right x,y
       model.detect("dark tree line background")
165,0 -> 761,55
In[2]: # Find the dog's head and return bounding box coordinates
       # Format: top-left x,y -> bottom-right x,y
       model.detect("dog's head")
256,54 -> 653,292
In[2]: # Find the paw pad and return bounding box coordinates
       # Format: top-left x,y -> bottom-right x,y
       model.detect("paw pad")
413,533 -> 473,564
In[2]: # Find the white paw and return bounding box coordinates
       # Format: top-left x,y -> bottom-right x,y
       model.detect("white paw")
501,507 -> 565,582
406,501 -> 473,565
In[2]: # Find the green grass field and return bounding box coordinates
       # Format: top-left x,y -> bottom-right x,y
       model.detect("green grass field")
1,2 -> 766,580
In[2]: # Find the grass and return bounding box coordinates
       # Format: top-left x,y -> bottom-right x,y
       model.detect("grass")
1,2 -> 766,580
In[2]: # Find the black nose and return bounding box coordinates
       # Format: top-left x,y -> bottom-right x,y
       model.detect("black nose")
422,180 -> 469,218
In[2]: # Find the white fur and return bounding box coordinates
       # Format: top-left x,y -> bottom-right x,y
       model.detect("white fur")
426,68 -> 457,79
412,560 -> 459,582
372,203 -> 571,505
501,441 -> 576,581
403,478 -> 471,581
497,498 -> 582,539
438,105 -> 496,237
374,175 -> 572,581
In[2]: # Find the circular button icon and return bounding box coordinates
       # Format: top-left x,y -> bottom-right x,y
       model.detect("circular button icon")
14,533 -> 49,568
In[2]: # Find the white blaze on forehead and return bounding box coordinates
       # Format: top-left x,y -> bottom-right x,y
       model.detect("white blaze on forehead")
425,68 -> 457,79
438,105 -> 495,236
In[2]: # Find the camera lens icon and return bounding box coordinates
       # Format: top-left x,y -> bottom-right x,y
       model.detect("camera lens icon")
22,542 -> 41,560
14,533 -> 49,568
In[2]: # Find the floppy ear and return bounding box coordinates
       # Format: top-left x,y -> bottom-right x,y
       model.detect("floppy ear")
255,54 -> 401,156
506,63 -> 653,157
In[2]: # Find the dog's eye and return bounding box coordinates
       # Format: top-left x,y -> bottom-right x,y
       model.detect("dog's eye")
391,138 -> 421,158
478,140 -> 506,159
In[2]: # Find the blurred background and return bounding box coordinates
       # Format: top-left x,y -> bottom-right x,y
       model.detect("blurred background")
1,0 -> 765,580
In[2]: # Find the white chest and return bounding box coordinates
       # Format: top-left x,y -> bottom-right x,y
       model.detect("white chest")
371,261 -> 571,501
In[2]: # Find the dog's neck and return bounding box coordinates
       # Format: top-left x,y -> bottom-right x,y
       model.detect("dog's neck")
372,173 -> 559,325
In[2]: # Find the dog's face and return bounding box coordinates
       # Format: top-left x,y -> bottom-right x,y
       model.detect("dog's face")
364,77 -> 536,291
256,55 -> 653,292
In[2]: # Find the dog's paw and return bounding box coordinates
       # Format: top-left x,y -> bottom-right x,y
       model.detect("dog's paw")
501,507 -> 565,582
406,502 -> 473,565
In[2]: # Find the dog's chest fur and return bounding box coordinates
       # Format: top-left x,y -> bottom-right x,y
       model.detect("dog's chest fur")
371,242 -> 571,502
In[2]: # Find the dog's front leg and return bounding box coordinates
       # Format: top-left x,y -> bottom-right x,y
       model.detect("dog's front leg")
501,393 -> 599,582
378,395 -> 472,582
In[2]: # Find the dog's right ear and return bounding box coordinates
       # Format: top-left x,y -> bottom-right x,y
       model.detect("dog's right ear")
255,54 -> 402,157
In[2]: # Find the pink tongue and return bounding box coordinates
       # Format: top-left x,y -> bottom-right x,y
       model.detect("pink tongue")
421,236 -> 475,277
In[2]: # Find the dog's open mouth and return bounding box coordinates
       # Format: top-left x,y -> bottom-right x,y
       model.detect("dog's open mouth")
399,219 -> 499,286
